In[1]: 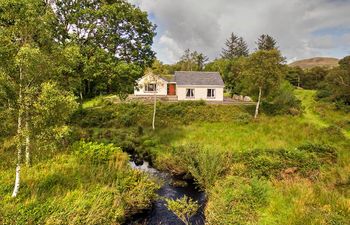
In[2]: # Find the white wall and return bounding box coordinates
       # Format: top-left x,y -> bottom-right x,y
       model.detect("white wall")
134,75 -> 168,96
177,86 -> 224,101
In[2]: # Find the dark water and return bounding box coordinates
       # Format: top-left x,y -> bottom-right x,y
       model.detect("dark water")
128,161 -> 206,225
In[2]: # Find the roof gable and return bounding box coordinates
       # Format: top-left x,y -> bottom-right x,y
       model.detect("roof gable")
174,71 -> 224,86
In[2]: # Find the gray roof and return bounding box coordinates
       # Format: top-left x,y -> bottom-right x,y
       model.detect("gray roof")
160,75 -> 175,82
174,71 -> 224,86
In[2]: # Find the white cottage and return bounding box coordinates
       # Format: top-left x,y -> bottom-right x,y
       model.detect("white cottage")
134,71 -> 224,101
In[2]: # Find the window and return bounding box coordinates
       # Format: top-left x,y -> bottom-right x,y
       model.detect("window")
186,89 -> 194,98
207,89 -> 215,98
145,83 -> 157,92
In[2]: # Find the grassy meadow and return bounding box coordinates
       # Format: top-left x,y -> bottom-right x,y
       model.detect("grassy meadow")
1,89 -> 349,224
147,89 -> 350,224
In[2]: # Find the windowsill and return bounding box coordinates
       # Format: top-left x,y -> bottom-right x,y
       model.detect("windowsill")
144,91 -> 157,93
207,97 -> 216,99
186,97 -> 195,99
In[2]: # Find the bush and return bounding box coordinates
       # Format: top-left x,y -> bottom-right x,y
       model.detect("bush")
262,81 -> 302,116
72,141 -> 125,165
74,105 -> 118,128
233,112 -> 252,124
165,195 -> 199,225
297,143 -> 337,164
171,144 -> 231,190
72,98 -> 253,130
115,102 -> 148,127
316,89 -> 332,100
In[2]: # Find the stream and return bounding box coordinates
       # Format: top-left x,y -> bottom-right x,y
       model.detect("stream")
127,160 -> 206,225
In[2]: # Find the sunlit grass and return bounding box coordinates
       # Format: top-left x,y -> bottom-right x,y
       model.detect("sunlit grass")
152,89 -> 350,224
0,151 -> 158,224
295,89 -> 350,138
295,89 -> 328,127
162,116 -> 342,153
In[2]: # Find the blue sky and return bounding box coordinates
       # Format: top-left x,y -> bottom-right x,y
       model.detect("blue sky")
130,0 -> 350,64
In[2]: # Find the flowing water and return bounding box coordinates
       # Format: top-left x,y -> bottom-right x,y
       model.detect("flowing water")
128,161 -> 206,225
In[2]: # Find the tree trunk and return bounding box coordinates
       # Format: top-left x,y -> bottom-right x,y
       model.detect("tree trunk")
254,87 -> 262,119
12,163 -> 21,198
152,92 -> 157,130
25,113 -> 30,166
12,68 -> 23,198
297,75 -> 300,88
79,90 -> 83,105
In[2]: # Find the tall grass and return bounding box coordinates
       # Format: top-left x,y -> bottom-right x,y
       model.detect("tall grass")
0,142 -> 158,224
155,115 -> 347,154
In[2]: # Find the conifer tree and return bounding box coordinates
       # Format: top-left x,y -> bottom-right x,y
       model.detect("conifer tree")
221,33 -> 249,59
256,34 -> 278,50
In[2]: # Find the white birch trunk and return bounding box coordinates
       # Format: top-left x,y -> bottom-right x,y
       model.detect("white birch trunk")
254,87 -> 262,119
152,92 -> 157,130
25,117 -> 30,166
12,163 -> 21,197
79,90 -> 83,105
12,67 -> 23,198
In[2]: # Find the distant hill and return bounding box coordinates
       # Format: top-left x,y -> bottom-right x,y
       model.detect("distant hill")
289,57 -> 339,69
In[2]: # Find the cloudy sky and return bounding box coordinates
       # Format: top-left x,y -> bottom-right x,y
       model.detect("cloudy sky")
129,0 -> 350,64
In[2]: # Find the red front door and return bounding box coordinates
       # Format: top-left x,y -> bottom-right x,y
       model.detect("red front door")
167,84 -> 176,95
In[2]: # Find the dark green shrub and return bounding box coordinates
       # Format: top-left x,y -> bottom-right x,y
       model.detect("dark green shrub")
316,89 -> 332,100
262,82 -> 302,115
233,112 -> 252,124
115,102 -> 148,127
334,100 -> 350,112
172,144 -> 231,190
297,143 -> 337,164
75,105 -> 118,128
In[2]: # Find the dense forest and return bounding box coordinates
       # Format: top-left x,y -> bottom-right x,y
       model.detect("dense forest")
0,0 -> 349,224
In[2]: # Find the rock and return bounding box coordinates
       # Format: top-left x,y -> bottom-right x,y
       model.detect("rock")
284,167 -> 298,174
243,96 -> 252,102
233,94 -> 240,100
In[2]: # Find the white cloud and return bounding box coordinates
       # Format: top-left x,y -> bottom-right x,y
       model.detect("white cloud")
130,0 -> 350,63
156,33 -> 183,63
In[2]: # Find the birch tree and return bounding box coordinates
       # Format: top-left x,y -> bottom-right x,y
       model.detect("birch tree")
242,50 -> 285,118
0,0 -> 78,197
142,70 -> 164,130
9,45 -> 77,197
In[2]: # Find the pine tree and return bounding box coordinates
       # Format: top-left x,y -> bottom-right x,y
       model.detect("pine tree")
256,34 -> 278,50
236,37 -> 249,57
221,33 -> 249,59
